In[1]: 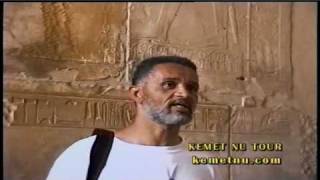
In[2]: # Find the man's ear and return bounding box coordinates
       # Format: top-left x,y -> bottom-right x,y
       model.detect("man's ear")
128,85 -> 144,104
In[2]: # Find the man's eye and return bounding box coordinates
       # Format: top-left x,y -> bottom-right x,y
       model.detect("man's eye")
162,81 -> 176,89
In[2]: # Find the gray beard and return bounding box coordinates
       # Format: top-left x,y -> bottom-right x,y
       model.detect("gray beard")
143,103 -> 192,126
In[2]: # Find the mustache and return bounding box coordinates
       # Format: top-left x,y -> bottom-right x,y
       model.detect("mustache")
168,99 -> 193,112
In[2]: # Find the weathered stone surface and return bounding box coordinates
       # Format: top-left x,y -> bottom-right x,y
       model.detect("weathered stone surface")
230,104 -> 316,180
5,3 -> 127,62
241,96 -> 256,107
249,3 -> 292,96
230,105 -> 304,135
3,2 -> 316,180
4,2 -> 129,96
292,3 -> 317,119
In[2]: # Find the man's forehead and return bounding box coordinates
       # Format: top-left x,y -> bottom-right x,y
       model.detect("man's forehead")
148,63 -> 198,81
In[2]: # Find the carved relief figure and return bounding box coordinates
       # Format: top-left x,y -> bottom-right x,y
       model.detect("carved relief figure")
3,98 -> 18,127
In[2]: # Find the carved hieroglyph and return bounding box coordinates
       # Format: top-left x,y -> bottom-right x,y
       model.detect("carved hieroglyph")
4,2 -> 128,88
4,3 -> 292,100
4,92 -> 230,133
5,3 -> 126,64
129,3 -> 292,100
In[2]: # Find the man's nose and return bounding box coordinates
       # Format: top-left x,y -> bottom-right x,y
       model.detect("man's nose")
175,84 -> 189,98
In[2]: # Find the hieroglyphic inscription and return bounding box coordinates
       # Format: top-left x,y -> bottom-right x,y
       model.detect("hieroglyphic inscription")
131,38 -> 243,75
4,92 -> 230,132
129,3 -> 244,82
5,3 -> 127,65
4,92 -> 135,129
130,3 -> 292,95
231,106 -> 300,135
130,37 -> 245,95
130,3 -> 228,47
4,3 -> 129,87
250,3 -> 280,76
249,3 -> 292,94
40,3 -> 77,58
84,100 -> 135,129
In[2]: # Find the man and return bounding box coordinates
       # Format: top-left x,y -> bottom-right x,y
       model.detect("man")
47,56 -> 216,180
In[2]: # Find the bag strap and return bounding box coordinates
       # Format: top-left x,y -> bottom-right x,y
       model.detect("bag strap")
86,128 -> 114,180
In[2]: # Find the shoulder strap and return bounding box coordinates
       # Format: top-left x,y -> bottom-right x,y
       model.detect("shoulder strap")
86,128 -> 115,180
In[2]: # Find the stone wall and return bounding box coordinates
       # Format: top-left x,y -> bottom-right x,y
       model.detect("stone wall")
3,2 -> 316,180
